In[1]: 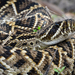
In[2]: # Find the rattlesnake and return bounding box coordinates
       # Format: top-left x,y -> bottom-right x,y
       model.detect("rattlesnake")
0,0 -> 75,75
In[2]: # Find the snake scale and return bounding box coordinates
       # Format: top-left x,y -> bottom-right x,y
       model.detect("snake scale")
0,0 -> 75,75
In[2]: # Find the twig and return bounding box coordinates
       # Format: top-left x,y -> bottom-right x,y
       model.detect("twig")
2,32 -> 13,46
43,48 -> 58,75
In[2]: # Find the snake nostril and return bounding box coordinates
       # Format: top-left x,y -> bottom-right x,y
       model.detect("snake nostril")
22,43 -> 27,45
36,41 -> 37,44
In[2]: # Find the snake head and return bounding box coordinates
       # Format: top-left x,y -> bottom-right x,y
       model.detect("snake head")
35,19 -> 75,45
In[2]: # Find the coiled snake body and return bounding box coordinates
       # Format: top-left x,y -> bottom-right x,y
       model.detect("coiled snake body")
0,0 -> 75,75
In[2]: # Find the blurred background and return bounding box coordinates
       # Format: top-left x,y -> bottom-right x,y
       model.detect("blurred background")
34,0 -> 75,21
39,0 -> 75,13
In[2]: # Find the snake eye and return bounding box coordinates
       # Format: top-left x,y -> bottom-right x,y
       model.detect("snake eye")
30,42 -> 33,45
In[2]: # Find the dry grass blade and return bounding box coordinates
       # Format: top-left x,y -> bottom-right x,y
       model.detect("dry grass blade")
43,48 -> 58,75
36,1 -> 65,17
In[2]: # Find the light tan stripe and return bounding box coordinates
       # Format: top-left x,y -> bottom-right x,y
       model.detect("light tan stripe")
40,25 -> 53,39
51,21 -> 65,40
68,21 -> 71,33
